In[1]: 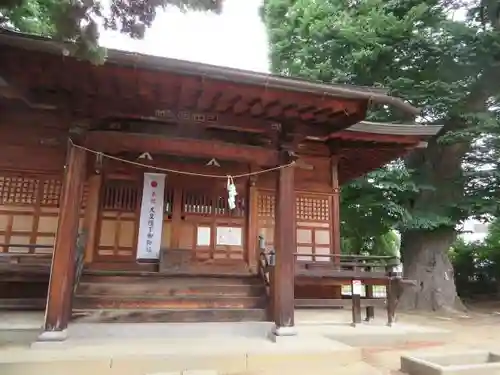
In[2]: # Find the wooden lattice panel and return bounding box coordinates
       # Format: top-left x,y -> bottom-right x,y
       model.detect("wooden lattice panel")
183,190 -> 213,215
0,174 -> 67,255
182,189 -> 245,218
81,183 -> 89,208
179,187 -> 246,261
0,176 -> 39,205
102,180 -> 140,212
41,178 -> 62,206
296,195 -> 330,222
96,179 -> 175,260
257,192 -> 275,218
96,179 -> 140,259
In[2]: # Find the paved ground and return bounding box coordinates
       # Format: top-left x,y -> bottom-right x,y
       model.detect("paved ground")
1,303 -> 500,374
358,302 -> 500,374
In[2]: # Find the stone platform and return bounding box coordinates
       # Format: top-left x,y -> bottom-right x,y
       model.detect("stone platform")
0,310 -> 452,375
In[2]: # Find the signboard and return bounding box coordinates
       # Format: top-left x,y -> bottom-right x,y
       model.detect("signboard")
216,227 -> 242,246
154,109 -> 218,123
136,173 -> 166,260
197,227 -> 211,246
351,280 -> 363,296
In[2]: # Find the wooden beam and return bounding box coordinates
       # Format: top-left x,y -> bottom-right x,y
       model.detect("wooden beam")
82,173 -> 102,264
271,151 -> 296,337
84,131 -> 280,166
246,171 -> 259,273
39,143 -> 86,341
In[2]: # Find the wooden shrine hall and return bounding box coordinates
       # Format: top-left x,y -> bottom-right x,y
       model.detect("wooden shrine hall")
0,29 -> 441,341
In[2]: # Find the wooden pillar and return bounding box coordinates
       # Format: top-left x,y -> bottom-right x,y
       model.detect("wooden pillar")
331,156 -> 342,299
170,184 -> 183,249
83,173 -> 103,264
246,174 -> 259,273
271,151 -> 296,337
331,156 -> 341,258
39,143 -> 86,341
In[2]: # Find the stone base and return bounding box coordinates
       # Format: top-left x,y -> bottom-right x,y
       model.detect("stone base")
36,329 -> 68,342
268,325 -> 297,343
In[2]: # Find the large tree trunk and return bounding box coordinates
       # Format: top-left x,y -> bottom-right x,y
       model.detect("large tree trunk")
398,228 -> 465,312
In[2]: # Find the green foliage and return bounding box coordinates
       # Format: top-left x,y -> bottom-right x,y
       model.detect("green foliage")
0,0 -> 221,63
263,0 -> 500,256
341,229 -> 400,257
0,0 -> 57,35
450,218 -> 500,298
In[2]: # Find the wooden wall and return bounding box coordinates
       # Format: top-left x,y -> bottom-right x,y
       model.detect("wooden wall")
89,157 -> 250,268
0,108 -> 69,255
0,107 -> 339,279
0,109 -> 68,173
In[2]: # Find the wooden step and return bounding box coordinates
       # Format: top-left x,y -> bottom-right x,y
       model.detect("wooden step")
73,295 -> 266,310
77,283 -> 265,297
72,308 -> 268,323
80,274 -> 262,286
0,298 -> 46,310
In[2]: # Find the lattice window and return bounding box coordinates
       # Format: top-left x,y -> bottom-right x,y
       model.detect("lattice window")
182,190 -> 245,217
183,190 -> 212,214
296,196 -> 330,221
102,180 -> 140,212
258,193 -> 275,218
41,178 -> 62,206
214,195 -> 245,217
0,176 -> 39,205
164,188 -> 174,216
81,183 -> 89,208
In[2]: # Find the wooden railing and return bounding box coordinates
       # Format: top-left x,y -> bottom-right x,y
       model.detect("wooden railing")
0,244 -> 53,270
258,250 -> 272,288
295,253 -> 400,273
293,252 -> 411,325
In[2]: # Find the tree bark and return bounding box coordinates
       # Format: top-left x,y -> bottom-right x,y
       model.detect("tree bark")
399,134 -> 470,312
398,228 -> 466,312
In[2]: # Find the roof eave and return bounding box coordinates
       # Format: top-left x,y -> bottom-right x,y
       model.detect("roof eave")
0,29 -> 420,116
347,121 -> 442,137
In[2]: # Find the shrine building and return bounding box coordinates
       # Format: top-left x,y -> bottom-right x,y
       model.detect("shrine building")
0,29 -> 441,341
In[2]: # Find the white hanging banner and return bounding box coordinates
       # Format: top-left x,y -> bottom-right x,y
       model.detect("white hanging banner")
136,173 -> 166,260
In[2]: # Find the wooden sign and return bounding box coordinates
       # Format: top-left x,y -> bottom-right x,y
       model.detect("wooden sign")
216,227 -> 242,246
154,109 -> 218,123
351,279 -> 362,296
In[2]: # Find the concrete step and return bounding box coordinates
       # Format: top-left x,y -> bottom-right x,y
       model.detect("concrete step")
0,335 -> 361,375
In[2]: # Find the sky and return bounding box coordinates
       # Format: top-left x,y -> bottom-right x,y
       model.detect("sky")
99,0 -> 270,73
